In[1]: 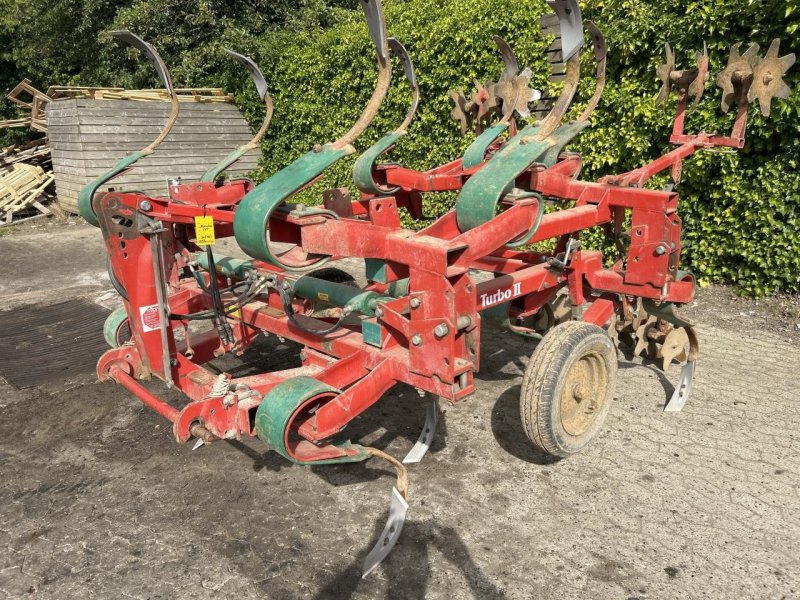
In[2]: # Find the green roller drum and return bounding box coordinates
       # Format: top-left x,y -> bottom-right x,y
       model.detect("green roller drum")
103,307 -> 132,348
254,376 -> 369,465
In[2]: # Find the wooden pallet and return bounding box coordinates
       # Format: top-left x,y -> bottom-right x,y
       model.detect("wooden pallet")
0,163 -> 55,225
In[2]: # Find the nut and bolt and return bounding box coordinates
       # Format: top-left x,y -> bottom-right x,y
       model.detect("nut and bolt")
411,334 -> 423,346
655,245 -> 668,256
456,315 -> 473,330
410,298 -> 421,309
139,200 -> 153,212
374,307 -> 384,318
433,323 -> 450,338
299,350 -> 307,361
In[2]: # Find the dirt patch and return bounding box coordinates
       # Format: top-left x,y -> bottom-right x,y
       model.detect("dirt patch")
0,298 -> 110,388
682,286 -> 800,344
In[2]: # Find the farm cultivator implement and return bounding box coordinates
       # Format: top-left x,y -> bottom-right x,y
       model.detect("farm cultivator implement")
78,0 -> 794,575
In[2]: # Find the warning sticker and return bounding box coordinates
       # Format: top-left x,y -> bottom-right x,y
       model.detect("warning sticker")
139,304 -> 161,332
194,215 -> 216,246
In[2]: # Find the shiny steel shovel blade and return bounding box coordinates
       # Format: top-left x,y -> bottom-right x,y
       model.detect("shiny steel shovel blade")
664,360 -> 696,412
403,400 -> 438,464
362,487 -> 408,578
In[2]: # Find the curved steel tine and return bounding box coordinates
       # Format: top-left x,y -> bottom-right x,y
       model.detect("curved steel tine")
527,0 -> 584,139
109,31 -> 179,154
224,49 -> 269,101
402,399 -> 438,464
110,31 -> 174,94
332,0 -> 391,149
546,0 -> 584,61
578,21 -> 608,122
664,326 -> 699,412
199,50 -> 273,182
493,36 -> 520,81
664,360 -> 695,412
362,487 -> 408,578
388,37 -> 420,132
360,0 -> 388,61
531,53 -> 580,140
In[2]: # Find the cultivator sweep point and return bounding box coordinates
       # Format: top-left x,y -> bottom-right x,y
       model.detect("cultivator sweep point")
79,0 -> 795,577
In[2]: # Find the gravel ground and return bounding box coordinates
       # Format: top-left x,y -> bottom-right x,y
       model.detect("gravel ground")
0,221 -> 798,599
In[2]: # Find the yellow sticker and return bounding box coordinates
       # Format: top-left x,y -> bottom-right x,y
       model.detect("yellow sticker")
318,292 -> 330,302
194,215 -> 216,246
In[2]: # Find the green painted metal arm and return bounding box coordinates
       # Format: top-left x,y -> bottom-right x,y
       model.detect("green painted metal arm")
79,31 -> 178,226
462,123 -> 509,170
234,0 -> 392,267
455,121 -> 589,232
353,131 -> 404,195
78,151 -> 147,226
455,123 -> 543,231
233,144 -> 354,267
352,37 -> 418,196
201,146 -> 254,184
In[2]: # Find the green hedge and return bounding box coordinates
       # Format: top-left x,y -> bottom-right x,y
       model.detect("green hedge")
228,0 -> 800,296
3,0 -> 798,295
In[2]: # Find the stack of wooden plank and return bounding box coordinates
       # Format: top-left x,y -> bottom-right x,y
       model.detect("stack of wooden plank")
1,81 -> 238,134
93,88 -> 234,103
48,98 -> 260,214
0,163 -> 55,225
0,138 -> 51,168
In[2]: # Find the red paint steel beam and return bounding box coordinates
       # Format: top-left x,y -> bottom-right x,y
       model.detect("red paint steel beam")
475,263 -> 563,311
109,364 -> 180,422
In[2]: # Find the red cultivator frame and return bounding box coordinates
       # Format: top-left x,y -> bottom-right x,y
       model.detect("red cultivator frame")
79,0 -> 794,575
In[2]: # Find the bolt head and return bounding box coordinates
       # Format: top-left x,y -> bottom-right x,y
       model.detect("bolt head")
139,200 -> 153,212
410,298 -> 421,309
434,323 -> 450,338
374,307 -> 384,318
411,334 -> 423,346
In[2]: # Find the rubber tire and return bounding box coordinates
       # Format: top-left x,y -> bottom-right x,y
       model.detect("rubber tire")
520,321 -> 617,458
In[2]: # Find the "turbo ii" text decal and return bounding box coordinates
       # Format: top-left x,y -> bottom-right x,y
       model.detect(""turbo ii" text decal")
479,283 -> 522,309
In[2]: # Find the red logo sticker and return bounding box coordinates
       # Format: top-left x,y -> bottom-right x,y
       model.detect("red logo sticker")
139,304 -> 161,332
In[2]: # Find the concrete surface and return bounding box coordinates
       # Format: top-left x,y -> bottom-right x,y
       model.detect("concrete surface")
0,222 -> 798,599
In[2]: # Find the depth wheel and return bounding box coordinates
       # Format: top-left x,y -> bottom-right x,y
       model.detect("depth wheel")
520,321 -> 617,458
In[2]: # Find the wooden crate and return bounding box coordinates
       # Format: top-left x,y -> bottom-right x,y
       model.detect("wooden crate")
46,98 -> 261,213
